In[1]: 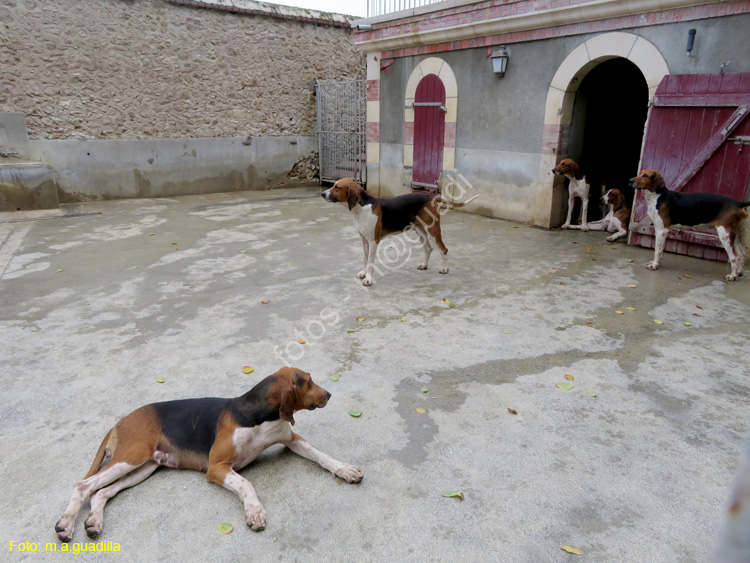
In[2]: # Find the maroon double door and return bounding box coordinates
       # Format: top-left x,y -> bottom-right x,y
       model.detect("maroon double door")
412,74 -> 446,192
630,72 -> 750,260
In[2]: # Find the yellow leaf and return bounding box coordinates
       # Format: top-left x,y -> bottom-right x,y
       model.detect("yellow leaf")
628,259 -> 634,263
298,338 -> 307,344
684,274 -> 692,279
564,374 -> 574,381
615,310 -> 624,315
357,316 -> 365,322
561,545 -> 583,555
502,330 -> 512,334
627,284 -> 637,288
626,306 -> 636,311
415,407 -> 426,413
242,366 -> 254,374
261,299 -> 270,304
401,316 -> 408,322
217,523 -> 233,534
654,319 -> 664,325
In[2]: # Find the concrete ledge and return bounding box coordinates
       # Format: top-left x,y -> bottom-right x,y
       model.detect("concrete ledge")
28,136 -> 317,202
0,160 -> 59,212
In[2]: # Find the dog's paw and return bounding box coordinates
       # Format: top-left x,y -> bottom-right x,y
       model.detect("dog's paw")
84,513 -> 102,539
646,261 -> 659,270
725,273 -> 738,282
55,517 -> 74,543
362,276 -> 374,286
417,264 -> 427,270
581,226 -> 589,232
439,267 -> 449,274
561,224 -> 570,230
245,504 -> 266,531
356,271 -> 366,280
335,464 -> 363,484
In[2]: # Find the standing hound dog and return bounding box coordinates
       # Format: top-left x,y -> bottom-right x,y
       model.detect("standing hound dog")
321,178 -> 468,286
553,159 -> 592,231
54,367 -> 362,542
583,188 -> 631,242
630,169 -> 750,281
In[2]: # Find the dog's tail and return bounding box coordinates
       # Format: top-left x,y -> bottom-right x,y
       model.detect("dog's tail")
83,427 -> 116,479
433,194 -> 479,208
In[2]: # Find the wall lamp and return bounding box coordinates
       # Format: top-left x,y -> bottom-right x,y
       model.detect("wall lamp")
687,29 -> 696,57
491,46 -> 511,77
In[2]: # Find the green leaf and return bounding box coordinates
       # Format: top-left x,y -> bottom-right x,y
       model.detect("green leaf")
155,376 -> 167,384
443,491 -> 464,500
626,306 -> 636,311
217,523 -> 233,534
415,407 -> 426,414
349,409 -> 362,418
149,233 -> 155,236
346,329 -> 356,333
129,266 -> 138,270
56,269 -> 63,273
556,383 -> 573,390
683,321 -> 692,326
421,386 -> 429,393
401,316 -> 408,322
448,303 -> 457,308
329,375 -> 339,382
159,281 -> 168,286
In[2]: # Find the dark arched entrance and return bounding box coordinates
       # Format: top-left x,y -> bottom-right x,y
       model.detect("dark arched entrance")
567,58 -> 649,220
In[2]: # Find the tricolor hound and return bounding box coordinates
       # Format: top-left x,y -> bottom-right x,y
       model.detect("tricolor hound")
629,169 -> 750,281
580,188 -> 631,242
552,159 -> 592,231
54,367 -> 362,542
321,178 -> 469,286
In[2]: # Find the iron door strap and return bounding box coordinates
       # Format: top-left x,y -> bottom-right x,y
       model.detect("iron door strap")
407,102 -> 447,112
411,181 -> 439,189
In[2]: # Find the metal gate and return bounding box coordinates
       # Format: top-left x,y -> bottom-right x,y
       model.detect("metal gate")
412,74 -> 446,192
316,79 -> 367,185
630,72 -> 750,261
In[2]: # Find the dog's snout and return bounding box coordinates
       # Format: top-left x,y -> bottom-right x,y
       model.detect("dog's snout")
326,391 -> 332,400
320,191 -> 327,200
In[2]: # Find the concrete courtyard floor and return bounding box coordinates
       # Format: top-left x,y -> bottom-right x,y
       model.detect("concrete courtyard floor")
1,187 -> 749,562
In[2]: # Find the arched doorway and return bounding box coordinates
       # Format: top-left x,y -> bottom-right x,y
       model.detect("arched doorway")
567,58 -> 649,220
537,32 -> 669,228
412,75 -> 446,192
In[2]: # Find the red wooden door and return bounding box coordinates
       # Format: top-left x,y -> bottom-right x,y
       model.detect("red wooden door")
412,74 -> 446,192
630,72 -> 750,261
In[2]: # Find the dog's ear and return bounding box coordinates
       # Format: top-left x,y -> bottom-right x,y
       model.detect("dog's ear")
570,161 -> 580,179
652,172 -> 665,189
277,378 -> 296,425
347,184 -> 360,210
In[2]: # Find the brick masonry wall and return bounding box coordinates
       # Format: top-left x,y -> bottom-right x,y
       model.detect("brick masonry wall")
0,0 -> 364,140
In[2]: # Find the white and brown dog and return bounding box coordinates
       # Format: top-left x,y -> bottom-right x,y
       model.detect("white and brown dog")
629,169 -> 750,281
553,159 -> 592,231
54,368 -> 362,541
321,178 -> 467,286
579,188 -> 631,242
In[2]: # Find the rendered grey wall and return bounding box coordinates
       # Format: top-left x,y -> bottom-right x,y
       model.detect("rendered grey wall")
28,136 -> 317,201
375,13 -> 750,223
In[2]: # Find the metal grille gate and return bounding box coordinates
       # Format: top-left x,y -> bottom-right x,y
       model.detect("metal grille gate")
316,79 -> 367,185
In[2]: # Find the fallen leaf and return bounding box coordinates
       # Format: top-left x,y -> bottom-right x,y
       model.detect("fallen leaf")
346,329 -> 356,333
173,247 -> 178,251
693,313 -> 701,317
551,267 -> 559,270
349,409 -> 362,418
239,250 -> 246,253
684,274 -> 692,279
443,491 -> 464,500
329,375 -> 339,382
159,281 -> 168,286
129,266 -> 138,270
401,316 -> 408,322
149,233 -> 155,236
502,330 -> 512,334
513,226 -> 520,229
653,319 -> 664,325
560,282 -> 565,285
421,386 -> 429,393
298,338 -> 307,344
56,269 -> 63,273
172,242 -> 178,245
628,259 -> 634,263
448,303 -> 457,308
492,228 -> 497,230
261,299 -> 270,304
615,310 -> 624,315
285,262 -> 292,265
415,408 -> 426,414
626,307 -> 636,311
357,317 -> 365,322
155,376 -> 167,383
586,322 -> 593,325
441,298 -> 451,304
585,246 -> 592,251
572,241 -> 579,244
627,284 -> 637,288
242,366 -> 254,374
683,321 -> 692,327
564,374 -> 574,381
696,305 -> 703,310
588,392 -> 597,398
507,408 -> 518,415
556,383 -> 573,390
217,523 -> 233,535
561,545 -> 583,555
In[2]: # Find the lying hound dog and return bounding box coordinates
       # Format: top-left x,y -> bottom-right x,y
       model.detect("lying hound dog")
630,169 -> 750,281
571,188 -> 631,242
552,158 -> 592,231
321,178 -> 469,286
55,367 -> 362,542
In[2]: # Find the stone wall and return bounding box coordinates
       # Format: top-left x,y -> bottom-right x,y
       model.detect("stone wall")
0,0 -> 364,141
